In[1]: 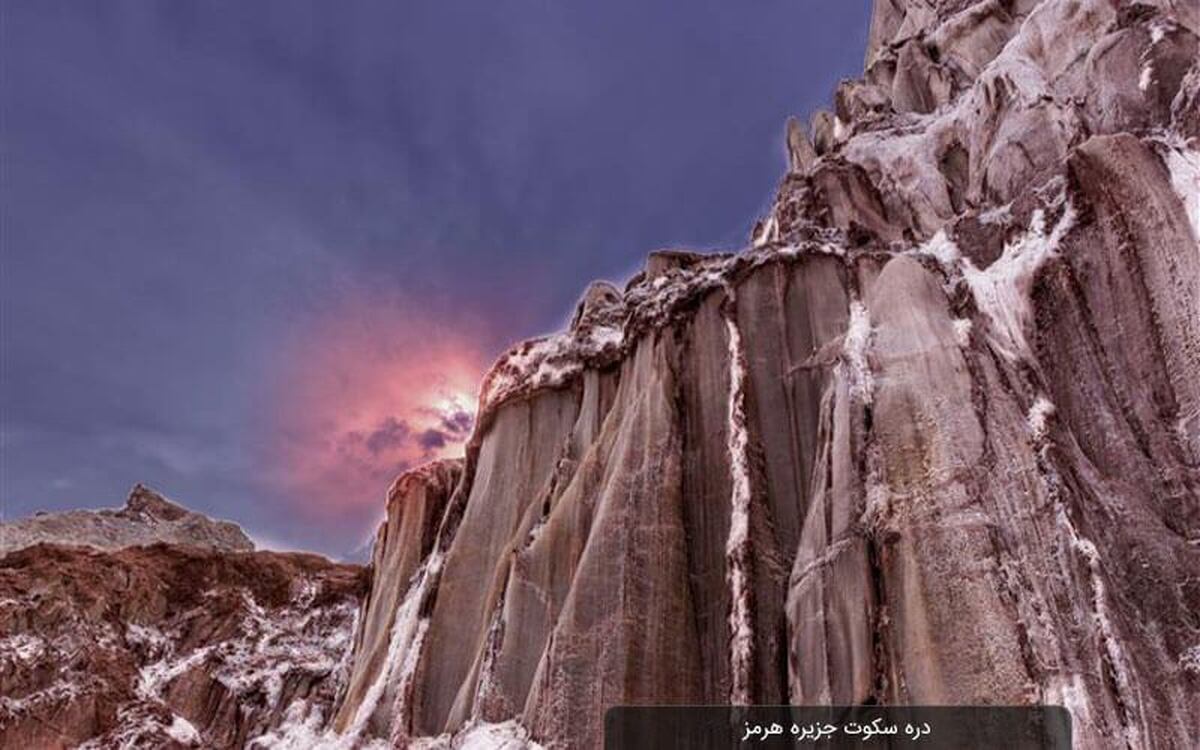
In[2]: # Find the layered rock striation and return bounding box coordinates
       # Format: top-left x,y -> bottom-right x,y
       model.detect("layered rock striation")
316,1 -> 1200,748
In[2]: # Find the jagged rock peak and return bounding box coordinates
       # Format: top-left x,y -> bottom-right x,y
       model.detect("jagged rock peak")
569,280 -> 624,331
0,484 -> 254,555
762,0 -> 1200,252
786,117 -> 819,174
121,483 -> 191,522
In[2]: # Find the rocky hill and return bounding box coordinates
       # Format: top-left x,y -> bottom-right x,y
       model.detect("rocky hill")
0,484 -> 255,555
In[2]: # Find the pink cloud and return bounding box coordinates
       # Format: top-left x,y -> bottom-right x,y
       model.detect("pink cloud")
262,296 -> 489,521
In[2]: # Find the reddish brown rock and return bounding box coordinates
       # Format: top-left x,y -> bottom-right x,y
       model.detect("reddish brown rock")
0,544 -> 365,749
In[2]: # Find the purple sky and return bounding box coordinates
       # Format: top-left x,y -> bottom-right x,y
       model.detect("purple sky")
1,0 -> 871,557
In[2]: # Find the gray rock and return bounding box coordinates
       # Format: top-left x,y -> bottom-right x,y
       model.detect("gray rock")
0,484 -> 254,555
891,39 -> 954,114
786,116 -> 818,174
810,109 -> 838,155
835,79 -> 893,127
1175,61 -> 1200,137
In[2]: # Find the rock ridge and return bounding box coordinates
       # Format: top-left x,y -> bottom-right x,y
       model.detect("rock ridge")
0,484 -> 254,556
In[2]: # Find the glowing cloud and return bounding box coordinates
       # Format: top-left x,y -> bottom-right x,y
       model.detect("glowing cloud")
263,295 -> 490,523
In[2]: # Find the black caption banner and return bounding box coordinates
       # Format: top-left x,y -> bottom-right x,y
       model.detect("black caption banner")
605,706 -> 1070,750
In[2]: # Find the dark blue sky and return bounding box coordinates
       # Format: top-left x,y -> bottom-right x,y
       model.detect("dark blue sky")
2,0 -> 870,556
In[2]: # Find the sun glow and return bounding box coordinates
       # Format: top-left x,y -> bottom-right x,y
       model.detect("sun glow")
262,297 -> 491,521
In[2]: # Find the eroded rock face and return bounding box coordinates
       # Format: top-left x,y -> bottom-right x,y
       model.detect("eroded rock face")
0,484 -> 254,555
315,1 -> 1200,748
0,544 -> 366,749
332,459 -> 463,738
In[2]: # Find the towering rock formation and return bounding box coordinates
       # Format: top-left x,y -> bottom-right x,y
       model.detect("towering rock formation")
317,1 -> 1200,748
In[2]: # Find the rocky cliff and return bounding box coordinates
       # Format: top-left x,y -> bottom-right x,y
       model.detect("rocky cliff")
308,0 -> 1200,748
